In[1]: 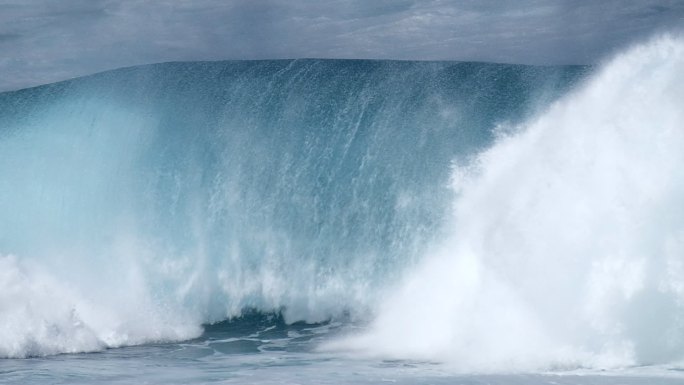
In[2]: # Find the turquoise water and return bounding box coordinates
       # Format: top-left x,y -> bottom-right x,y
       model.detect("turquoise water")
0,58 -> 584,357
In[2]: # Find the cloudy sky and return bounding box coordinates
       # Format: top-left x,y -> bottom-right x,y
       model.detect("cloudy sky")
1,0 -> 682,91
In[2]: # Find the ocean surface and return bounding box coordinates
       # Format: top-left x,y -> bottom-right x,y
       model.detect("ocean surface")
3,314 -> 684,385
1,35 -> 683,384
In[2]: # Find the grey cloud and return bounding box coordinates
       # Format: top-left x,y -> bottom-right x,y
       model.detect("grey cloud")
0,0 -> 682,91
0,32 -> 21,42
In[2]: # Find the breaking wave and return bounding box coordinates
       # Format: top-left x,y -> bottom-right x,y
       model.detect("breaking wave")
8,35 -> 684,370
330,35 -> 684,372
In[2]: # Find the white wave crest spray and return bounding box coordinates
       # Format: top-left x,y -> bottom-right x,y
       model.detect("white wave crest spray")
331,34 -> 684,372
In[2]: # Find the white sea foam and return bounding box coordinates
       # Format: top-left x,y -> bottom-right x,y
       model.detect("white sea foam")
330,34 -> 684,371
0,253 -> 202,358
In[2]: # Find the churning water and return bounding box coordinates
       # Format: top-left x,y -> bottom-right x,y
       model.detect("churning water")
1,35 -> 683,384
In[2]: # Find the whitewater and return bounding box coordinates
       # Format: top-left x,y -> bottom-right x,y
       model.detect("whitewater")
0,35 -> 683,384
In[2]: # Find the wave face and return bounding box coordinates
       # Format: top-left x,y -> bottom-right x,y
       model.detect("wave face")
0,59 -> 583,359
0,59 -> 584,358
332,35 -> 684,371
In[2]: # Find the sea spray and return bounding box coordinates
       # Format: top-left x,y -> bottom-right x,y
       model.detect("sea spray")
331,34 -> 684,372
